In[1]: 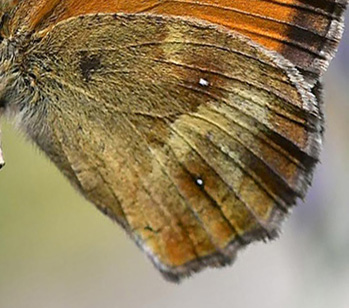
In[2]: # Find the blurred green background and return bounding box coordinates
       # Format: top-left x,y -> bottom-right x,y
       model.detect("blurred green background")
1,15 -> 349,308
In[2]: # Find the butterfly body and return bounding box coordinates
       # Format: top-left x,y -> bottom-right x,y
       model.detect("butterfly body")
0,0 -> 347,282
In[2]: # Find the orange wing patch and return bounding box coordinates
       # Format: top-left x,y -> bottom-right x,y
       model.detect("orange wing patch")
13,0 -> 295,52
9,0 -> 348,84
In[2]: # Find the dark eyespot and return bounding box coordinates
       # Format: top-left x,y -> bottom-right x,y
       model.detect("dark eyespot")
79,51 -> 102,82
0,98 -> 7,109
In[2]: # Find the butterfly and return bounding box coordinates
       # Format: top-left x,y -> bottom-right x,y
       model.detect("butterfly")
0,0 -> 347,282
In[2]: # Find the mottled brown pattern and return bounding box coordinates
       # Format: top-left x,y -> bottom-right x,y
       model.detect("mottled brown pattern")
18,14 -> 321,279
0,1 -> 346,282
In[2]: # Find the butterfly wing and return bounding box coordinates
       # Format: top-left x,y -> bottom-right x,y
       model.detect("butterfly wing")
22,14 -> 322,281
10,0 -> 349,86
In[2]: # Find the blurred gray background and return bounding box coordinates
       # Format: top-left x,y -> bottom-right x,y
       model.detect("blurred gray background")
1,13 -> 349,308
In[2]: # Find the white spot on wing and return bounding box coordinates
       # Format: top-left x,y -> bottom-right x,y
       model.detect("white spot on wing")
199,78 -> 209,87
0,128 -> 4,169
196,178 -> 204,186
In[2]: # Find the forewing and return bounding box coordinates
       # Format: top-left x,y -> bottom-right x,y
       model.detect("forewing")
10,0 -> 349,85
24,14 -> 322,281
